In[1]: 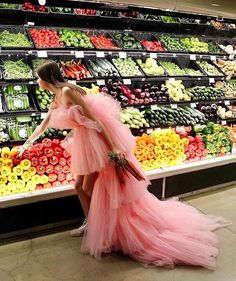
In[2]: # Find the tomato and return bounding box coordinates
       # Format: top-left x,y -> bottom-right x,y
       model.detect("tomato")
45,164 -> 54,174
36,165 -> 46,175
39,155 -> 48,166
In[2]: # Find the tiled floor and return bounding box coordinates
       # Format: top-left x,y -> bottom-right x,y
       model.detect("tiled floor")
1,185 -> 236,281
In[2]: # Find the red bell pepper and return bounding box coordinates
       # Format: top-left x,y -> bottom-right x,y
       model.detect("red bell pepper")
63,150 -> 70,159
49,156 -> 59,165
36,165 -> 46,175
59,157 -> 67,166
42,138 -> 52,148
31,157 -> 39,167
48,173 -> 57,182
46,164 -> 54,174
63,165 -> 70,174
58,173 -> 66,181
44,148 -> 54,158
39,155 -> 48,166
54,147 -> 63,157
54,164 -> 63,175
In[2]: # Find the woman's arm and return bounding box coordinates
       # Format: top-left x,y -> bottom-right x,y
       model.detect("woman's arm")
62,88 -> 117,151
18,111 -> 52,155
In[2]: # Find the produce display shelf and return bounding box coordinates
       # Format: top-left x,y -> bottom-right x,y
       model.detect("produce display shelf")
0,153 -> 235,208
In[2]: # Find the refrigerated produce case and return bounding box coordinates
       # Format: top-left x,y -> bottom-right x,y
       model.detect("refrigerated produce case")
1,0 -> 236,240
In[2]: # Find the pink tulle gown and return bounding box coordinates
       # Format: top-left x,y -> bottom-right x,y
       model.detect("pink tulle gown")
49,93 -> 229,270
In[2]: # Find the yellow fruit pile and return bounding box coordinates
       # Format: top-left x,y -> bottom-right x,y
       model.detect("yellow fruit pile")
0,147 -> 48,197
135,129 -> 189,171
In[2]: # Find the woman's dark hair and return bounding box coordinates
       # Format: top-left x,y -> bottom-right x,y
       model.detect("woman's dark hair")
37,60 -> 86,95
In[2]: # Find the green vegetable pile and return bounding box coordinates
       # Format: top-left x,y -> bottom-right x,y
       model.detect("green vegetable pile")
161,16 -> 178,23
180,37 -> 208,53
32,58 -> 47,72
196,61 -> 224,76
208,42 -> 222,54
51,7 -> 73,14
0,30 -> 32,48
59,29 -> 93,49
159,35 -> 186,52
113,32 -> 142,50
35,87 -> 53,111
186,86 -> 226,101
112,57 -> 143,77
0,3 -> 18,9
182,68 -> 203,76
2,59 -> 33,80
158,61 -> 186,76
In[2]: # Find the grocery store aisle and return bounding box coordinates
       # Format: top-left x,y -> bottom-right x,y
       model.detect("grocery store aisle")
1,185 -> 236,281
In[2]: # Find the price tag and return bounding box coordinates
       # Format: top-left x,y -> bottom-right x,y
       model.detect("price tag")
37,50 -> 47,58
190,103 -> 196,108
69,80 -> 77,85
151,104 -> 158,110
28,50 -> 32,54
96,51 -> 105,58
198,77 -> 201,81
123,79 -> 131,85
171,104 -> 177,109
29,81 -> 34,85
224,100 -> 230,105
27,21 -> 35,26
172,53 -> 177,57
75,51 -> 84,58
141,78 -> 146,81
209,77 -> 215,83
70,51 -> 75,55
199,55 -> 203,59
41,113 -> 47,119
119,52 -> 127,58
221,120 -> 227,125
190,54 -> 196,60
150,53 -> 157,59
96,79 -> 105,85
210,55 -> 216,61
147,128 -> 153,134
31,113 -> 36,116
108,51 -> 112,55
168,78 -> 175,82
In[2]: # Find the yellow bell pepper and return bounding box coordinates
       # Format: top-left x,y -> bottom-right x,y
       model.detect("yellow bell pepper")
28,167 -> 36,176
20,159 -> 31,170
13,166 -> 23,176
8,173 -> 17,182
1,166 -> 11,177
32,174 -> 41,184
1,147 -> 11,159
4,159 -> 13,168
16,180 -> 25,190
22,171 -> 31,181
0,158 -> 5,167
26,181 -> 36,191
40,175 -> 49,184
10,147 -> 18,156
0,176 -> 7,185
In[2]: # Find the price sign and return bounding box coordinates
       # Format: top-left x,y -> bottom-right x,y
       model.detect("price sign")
151,104 -> 158,110
190,54 -> 196,60
209,77 -> 215,83
123,79 -> 131,85
29,81 -> 34,85
224,100 -> 230,105
75,51 -> 84,58
190,103 -> 196,108
221,120 -> 227,125
150,53 -> 157,59
168,78 -> 175,82
96,51 -> 105,58
147,128 -> 153,134
171,104 -> 177,109
37,50 -> 47,58
96,79 -> 105,85
119,52 -> 127,58
210,55 -> 216,61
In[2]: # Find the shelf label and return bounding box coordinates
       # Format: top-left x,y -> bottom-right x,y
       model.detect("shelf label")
31,113 -> 36,116
221,120 -> 227,125
37,50 -> 47,58
75,51 -> 84,58
123,79 -> 131,85
198,77 -> 201,81
29,81 -> 34,85
41,113 -> 47,119
210,55 -> 216,61
26,21 -> 35,26
190,54 -> 196,60
168,78 -> 175,82
151,104 -> 158,110
171,104 -> 177,109
70,51 -> 75,55
209,77 -> 215,83
190,103 -> 196,108
119,52 -> 127,58
150,53 -> 157,59
69,80 -> 77,85
147,128 -> 153,134
96,79 -> 105,85
224,100 -> 230,105
96,51 -> 105,58
141,78 -> 146,81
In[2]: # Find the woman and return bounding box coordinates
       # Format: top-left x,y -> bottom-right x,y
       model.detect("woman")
20,60 -> 229,270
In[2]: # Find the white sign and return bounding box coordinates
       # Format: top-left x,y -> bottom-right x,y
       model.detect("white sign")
190,54 -> 196,60
210,55 -> 216,61
37,50 -> 47,58
96,51 -> 105,58
151,104 -> 158,110
119,52 -> 127,58
209,77 -> 215,83
168,78 -> 175,82
147,128 -> 153,134
75,51 -> 84,58
190,103 -> 196,108
123,79 -> 131,85
171,104 -> 177,109
96,79 -> 105,85
150,53 -> 157,59
224,100 -> 230,105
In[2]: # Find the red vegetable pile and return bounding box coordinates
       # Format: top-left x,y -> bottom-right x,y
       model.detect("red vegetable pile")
29,28 -> 64,48
141,40 -> 166,51
22,2 -> 48,13
75,9 -> 97,15
89,34 -> 119,49
60,60 -> 91,80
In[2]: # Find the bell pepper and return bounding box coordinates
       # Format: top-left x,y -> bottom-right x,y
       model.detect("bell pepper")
10,147 -> 19,157
66,158 -> 71,166
36,165 -> 46,175
31,157 -> 39,167
69,180 -> 75,185
0,176 -> 7,184
5,159 -> 13,168
58,173 -> 66,181
13,165 -> 23,176
63,149 -> 70,159
54,164 -> 63,175
49,156 -> 59,165
17,180 -> 25,190
30,144 -> 44,156
20,159 -> 31,170
1,166 -> 11,177
22,171 -> 31,181
42,138 -> 52,148
1,147 -> 11,159
0,158 -> 5,167
26,181 -> 36,191
39,155 -> 48,166
63,165 -> 70,174
51,139 -> 60,148
43,148 -> 54,158
32,174 -> 41,184
52,181 -> 62,187
40,175 -> 49,184
59,157 -> 66,166
28,167 -> 36,176
66,173 -> 73,181
22,150 -> 32,160
8,173 -> 17,182
54,147 -> 63,157
45,164 -> 54,174
48,173 -> 57,182
43,182 -> 52,189
62,180 -> 69,185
